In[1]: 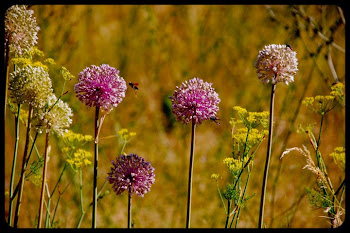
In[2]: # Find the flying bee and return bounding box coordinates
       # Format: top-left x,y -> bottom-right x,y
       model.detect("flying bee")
129,82 -> 139,91
128,82 -> 139,94
210,116 -> 220,125
286,44 -> 293,50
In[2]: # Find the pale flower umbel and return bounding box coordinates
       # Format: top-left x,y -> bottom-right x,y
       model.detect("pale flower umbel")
255,44 -> 298,85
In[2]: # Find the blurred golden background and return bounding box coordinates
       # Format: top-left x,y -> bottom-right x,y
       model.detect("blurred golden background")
4,5 -> 345,228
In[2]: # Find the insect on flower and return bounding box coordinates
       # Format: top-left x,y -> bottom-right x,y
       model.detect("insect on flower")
210,116 -> 221,125
286,44 -> 293,50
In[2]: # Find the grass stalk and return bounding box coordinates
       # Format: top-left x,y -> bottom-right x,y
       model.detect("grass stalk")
186,119 -> 196,228
258,83 -> 276,228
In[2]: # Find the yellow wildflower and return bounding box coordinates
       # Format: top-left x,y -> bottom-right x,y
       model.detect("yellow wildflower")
233,106 -> 248,115
118,128 -> 136,141
61,66 -> 75,80
29,174 -> 42,187
62,130 -> 93,149
210,173 -> 220,180
223,156 -> 251,176
67,148 -> 92,170
303,83 -> 345,114
232,106 -> 269,129
232,128 -> 267,148
44,58 -> 56,65
27,46 -> 44,57
330,147 -> 345,172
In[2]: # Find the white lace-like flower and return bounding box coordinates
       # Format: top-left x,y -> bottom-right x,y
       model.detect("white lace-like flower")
255,44 -> 298,85
5,5 -> 40,55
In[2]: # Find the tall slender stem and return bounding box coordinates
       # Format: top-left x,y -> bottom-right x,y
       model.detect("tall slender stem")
235,170 -> 251,228
258,83 -> 276,228
4,40 -> 9,119
8,104 -> 21,226
38,125 -> 50,228
186,119 -> 196,228
225,200 -> 231,228
77,169 -> 85,228
128,188 -> 132,228
92,106 -> 99,228
13,105 -> 33,228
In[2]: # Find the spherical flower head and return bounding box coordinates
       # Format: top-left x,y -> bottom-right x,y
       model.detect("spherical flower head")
107,153 -> 155,197
32,93 -> 73,136
255,44 -> 298,85
75,64 -> 127,113
169,77 -> 220,125
5,5 -> 40,55
9,65 -> 53,109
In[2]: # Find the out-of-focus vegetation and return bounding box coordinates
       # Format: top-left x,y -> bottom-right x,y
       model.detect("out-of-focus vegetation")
4,5 -> 345,228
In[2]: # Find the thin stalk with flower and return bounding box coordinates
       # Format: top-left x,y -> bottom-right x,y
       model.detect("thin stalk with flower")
254,44 -> 298,228
4,5 -> 40,119
170,77 -> 220,228
75,64 -> 127,228
107,153 -> 155,228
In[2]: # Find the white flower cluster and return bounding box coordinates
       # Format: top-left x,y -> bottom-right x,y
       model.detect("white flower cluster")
32,94 -> 73,136
255,44 -> 298,85
9,65 -> 53,109
5,5 -> 40,55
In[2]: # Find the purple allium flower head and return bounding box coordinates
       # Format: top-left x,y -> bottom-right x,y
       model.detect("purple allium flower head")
74,64 -> 127,113
255,44 -> 298,85
169,77 -> 220,125
107,153 -> 155,197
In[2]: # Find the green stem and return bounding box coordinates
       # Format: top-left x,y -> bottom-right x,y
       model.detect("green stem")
315,114 -> 324,169
186,119 -> 196,228
128,188 -> 132,228
258,83 -> 276,228
51,162 -> 68,197
121,140 -> 127,155
8,104 -> 21,226
51,172 -> 76,226
44,184 -> 51,228
92,107 -> 99,228
235,170 -> 251,228
225,200 -> 231,228
11,133 -> 38,201
38,125 -> 50,228
50,195 -> 61,227
13,105 -> 33,228
77,169 -> 85,228
45,162 -> 68,228
216,181 -> 227,214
